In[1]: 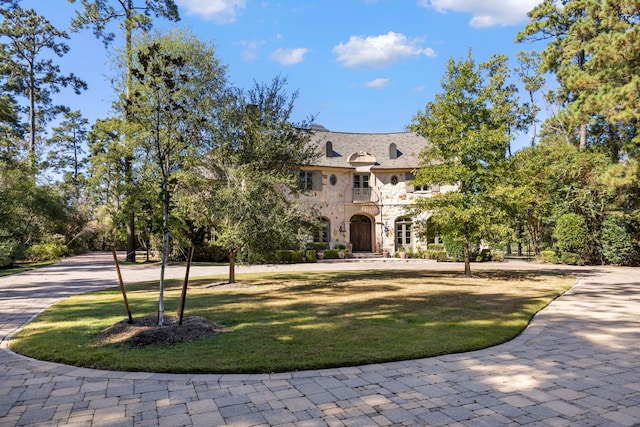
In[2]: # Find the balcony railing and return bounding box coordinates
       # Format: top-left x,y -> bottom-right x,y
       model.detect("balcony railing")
353,187 -> 372,202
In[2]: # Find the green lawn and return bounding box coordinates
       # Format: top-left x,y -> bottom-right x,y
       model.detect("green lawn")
9,269 -> 575,374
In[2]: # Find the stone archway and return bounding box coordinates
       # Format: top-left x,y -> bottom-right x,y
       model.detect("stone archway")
350,214 -> 372,252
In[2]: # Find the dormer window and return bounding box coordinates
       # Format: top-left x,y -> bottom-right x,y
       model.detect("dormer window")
389,143 -> 398,160
326,141 -> 333,158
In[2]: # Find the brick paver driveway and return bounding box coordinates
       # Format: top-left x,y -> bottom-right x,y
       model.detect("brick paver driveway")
0,253 -> 639,426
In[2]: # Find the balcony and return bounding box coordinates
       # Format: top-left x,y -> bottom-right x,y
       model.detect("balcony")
353,187 -> 372,202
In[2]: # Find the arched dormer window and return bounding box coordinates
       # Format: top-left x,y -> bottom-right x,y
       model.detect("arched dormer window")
326,141 -> 333,158
389,143 -> 397,160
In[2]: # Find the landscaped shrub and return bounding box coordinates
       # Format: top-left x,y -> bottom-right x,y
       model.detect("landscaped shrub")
428,243 -> 445,251
540,250 -> 559,264
443,238 -> 465,261
443,238 -> 479,262
475,249 -> 492,262
560,252 -> 583,266
335,243 -> 347,250
323,249 -> 340,259
491,249 -> 505,262
305,249 -> 317,263
27,242 -> 68,262
275,250 -> 304,263
428,250 -> 448,262
553,213 -> 587,255
601,216 -> 637,265
406,248 -> 425,259
0,238 -> 21,268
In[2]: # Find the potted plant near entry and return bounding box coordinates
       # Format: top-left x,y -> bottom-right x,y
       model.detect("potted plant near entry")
313,242 -> 328,260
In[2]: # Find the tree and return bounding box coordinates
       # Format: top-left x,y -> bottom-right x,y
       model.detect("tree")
494,144 -> 555,258
126,30 -> 227,325
409,51 -> 516,276
515,50 -> 545,146
516,0 -> 592,150
517,0 -> 640,156
47,109 -> 88,200
0,2 -> 86,155
185,76 -> 319,284
69,0 -> 180,262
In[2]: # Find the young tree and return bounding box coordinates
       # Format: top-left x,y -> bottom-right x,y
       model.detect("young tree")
184,76 -> 319,284
409,51 -> 516,276
0,2 -> 86,155
69,0 -> 180,262
126,30 -> 227,325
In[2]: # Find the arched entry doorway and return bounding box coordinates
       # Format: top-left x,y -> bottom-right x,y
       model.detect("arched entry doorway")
350,215 -> 372,252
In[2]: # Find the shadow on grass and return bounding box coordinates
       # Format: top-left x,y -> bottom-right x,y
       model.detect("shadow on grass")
9,269 -> 576,373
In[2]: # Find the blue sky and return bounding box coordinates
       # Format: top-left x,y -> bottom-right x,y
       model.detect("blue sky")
21,0 -> 548,153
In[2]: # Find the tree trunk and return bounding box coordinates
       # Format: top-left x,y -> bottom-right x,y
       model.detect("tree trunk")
229,249 -> 236,284
158,180 -> 169,326
463,238 -> 472,277
124,1 -> 136,263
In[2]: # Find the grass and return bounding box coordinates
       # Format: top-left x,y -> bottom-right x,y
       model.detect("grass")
9,269 -> 575,374
0,260 -> 58,277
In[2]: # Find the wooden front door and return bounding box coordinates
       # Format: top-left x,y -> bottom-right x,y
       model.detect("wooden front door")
350,215 -> 372,252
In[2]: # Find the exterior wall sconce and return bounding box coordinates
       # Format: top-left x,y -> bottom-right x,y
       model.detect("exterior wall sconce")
339,222 -> 347,235
383,221 -> 390,234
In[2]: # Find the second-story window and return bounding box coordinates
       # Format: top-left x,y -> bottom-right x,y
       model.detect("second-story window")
354,174 -> 369,189
299,171 -> 322,191
300,171 -> 313,191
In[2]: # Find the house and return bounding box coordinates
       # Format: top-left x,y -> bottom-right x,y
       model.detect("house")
298,126 -> 454,256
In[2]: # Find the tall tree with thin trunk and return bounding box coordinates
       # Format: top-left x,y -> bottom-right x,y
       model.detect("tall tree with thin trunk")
0,2 -> 86,156
515,50 -> 545,146
69,0 -> 179,262
516,0 -> 601,150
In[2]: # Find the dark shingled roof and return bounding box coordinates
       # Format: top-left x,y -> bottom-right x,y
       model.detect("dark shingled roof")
309,129 -> 427,170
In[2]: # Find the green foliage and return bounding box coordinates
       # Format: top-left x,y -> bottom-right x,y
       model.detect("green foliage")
427,250 -> 448,262
0,4 -> 86,153
275,250 -> 304,264
560,252 -> 583,266
305,249 -> 316,263
540,250 -> 559,264
476,249 -> 492,263
553,213 -> 587,255
409,51 -> 515,275
601,215 -> 637,265
183,75 -> 319,282
444,237 -> 471,262
429,243 -> 445,251
311,242 -> 329,251
323,249 -> 340,259
335,243 -> 347,250
27,242 -> 68,262
0,237 -> 21,268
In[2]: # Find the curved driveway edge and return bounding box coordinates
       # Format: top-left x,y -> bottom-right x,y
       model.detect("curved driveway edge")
0,253 -> 639,426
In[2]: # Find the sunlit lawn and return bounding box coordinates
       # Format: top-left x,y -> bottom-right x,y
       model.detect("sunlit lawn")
10,269 -> 575,374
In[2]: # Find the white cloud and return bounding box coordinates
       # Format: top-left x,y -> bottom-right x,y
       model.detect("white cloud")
419,0 -> 542,27
365,78 -> 390,88
270,48 -> 308,65
333,31 -> 436,69
176,0 -> 247,24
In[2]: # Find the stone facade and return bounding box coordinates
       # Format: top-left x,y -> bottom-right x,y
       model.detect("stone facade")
298,127 -> 455,256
